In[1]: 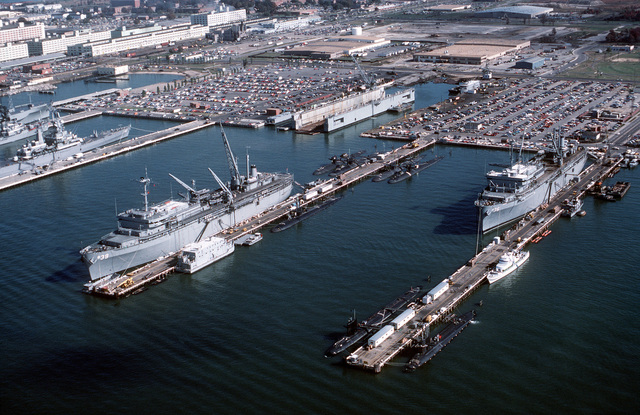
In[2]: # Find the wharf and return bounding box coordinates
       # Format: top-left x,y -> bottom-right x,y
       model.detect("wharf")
344,154 -> 624,373
0,120 -> 212,192
60,110 -> 103,123
83,138 -> 438,298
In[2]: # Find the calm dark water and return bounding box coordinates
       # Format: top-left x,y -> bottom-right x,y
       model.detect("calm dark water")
1,83 -> 638,414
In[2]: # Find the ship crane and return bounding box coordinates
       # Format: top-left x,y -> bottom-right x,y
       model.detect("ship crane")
169,173 -> 208,202
351,55 -> 375,90
221,125 -> 241,190
208,168 -> 234,203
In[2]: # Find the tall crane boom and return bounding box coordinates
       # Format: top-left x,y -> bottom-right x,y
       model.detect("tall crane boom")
351,55 -> 374,88
220,124 -> 241,188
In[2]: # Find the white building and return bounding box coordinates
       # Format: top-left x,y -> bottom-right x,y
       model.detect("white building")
0,22 -> 45,44
68,24 -> 209,57
0,42 -> 29,62
27,29 -> 111,56
190,9 -> 246,27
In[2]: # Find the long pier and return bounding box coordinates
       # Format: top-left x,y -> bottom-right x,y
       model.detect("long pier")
0,119 -> 213,192
344,153 -> 623,372
83,138 -> 438,298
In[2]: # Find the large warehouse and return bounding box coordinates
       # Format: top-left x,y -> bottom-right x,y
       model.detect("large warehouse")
475,6 -> 553,19
413,39 -> 530,65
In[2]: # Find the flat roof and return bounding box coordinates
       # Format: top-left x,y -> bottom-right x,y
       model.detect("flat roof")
0,52 -> 66,71
476,6 -> 553,15
457,38 -> 530,48
418,44 -> 515,58
427,4 -> 470,11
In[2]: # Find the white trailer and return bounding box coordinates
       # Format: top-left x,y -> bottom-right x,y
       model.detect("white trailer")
390,308 -> 415,330
368,325 -> 395,348
423,279 -> 450,304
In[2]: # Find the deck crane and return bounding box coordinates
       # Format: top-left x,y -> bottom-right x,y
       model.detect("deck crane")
351,55 -> 375,90
220,124 -> 242,190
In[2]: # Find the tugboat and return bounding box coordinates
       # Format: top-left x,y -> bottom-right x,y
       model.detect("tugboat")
561,198 -> 584,218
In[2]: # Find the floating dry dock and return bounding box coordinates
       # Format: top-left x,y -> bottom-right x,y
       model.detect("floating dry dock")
341,155 -> 624,373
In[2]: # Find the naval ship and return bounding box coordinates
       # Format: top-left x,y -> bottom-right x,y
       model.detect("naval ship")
0,110 -> 130,178
476,132 -> 587,233
80,127 -> 294,281
0,104 -> 48,146
6,101 -> 49,125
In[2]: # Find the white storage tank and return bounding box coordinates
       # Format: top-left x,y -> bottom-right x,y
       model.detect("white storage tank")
368,325 -> 394,348
352,26 -> 363,36
422,279 -> 450,304
391,308 -> 415,330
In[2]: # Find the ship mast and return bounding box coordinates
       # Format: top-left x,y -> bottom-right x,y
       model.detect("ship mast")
140,169 -> 151,211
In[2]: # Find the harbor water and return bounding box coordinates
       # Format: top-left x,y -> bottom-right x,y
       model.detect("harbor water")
1,83 -> 638,414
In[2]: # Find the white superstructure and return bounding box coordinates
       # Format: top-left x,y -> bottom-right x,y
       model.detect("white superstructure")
486,250 -> 530,284
177,236 -> 234,274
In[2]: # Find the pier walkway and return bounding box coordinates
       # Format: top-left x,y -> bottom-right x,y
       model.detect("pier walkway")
0,120 -> 212,192
344,154 -> 623,372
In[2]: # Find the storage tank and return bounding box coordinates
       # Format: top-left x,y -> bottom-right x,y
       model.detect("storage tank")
391,308 -> 415,330
352,26 -> 363,36
368,325 -> 394,348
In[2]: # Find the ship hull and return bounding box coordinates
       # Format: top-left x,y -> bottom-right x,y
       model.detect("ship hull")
82,178 -> 292,280
12,104 -> 49,125
0,124 -> 40,147
478,151 -> 587,233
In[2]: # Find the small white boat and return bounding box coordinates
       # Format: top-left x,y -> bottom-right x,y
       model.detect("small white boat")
177,236 -> 234,274
242,233 -> 263,246
487,250 -> 530,284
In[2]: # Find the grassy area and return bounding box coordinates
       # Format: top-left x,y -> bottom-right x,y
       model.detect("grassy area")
561,49 -> 640,81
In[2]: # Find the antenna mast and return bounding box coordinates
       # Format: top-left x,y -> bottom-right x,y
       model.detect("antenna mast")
140,168 -> 151,211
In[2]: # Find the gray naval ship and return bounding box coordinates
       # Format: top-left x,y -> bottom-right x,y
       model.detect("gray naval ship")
80,127 -> 294,281
9,102 -> 49,125
476,131 -> 587,233
0,103 -> 49,146
0,110 -> 130,179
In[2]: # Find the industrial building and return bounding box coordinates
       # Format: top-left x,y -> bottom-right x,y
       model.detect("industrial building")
413,39 -> 530,65
283,31 -> 389,59
247,15 -> 320,34
515,57 -> 545,70
426,4 -> 471,12
474,6 -> 553,19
